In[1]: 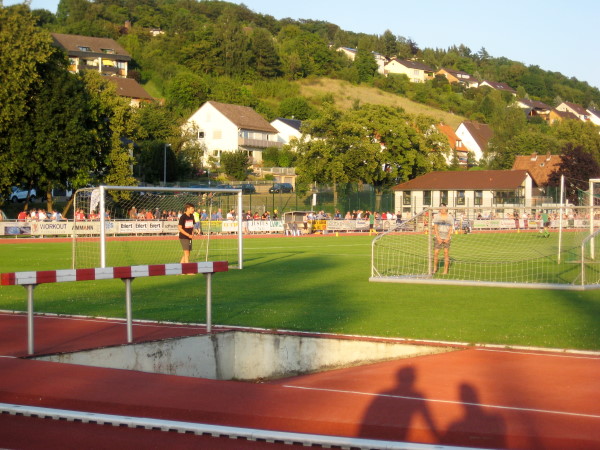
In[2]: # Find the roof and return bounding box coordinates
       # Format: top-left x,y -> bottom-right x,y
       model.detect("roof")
518,98 -> 551,110
588,108 -> 600,119
561,101 -> 588,116
438,68 -> 478,82
480,80 -> 516,93
435,124 -> 466,151
274,118 -> 302,131
51,33 -> 131,61
388,58 -> 434,72
207,101 -> 278,133
459,121 -> 493,151
551,109 -> 579,121
512,153 -> 561,186
104,77 -> 153,100
393,170 -> 530,191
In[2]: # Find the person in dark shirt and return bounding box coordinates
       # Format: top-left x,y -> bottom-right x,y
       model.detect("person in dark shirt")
178,203 -> 195,263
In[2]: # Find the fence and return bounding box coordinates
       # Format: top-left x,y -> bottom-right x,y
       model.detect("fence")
0,262 -> 228,354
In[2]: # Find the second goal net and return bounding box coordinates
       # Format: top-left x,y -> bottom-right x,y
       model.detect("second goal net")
72,186 -> 243,269
371,206 -> 600,290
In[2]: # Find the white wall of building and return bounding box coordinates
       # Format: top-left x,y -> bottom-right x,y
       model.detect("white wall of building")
455,124 -> 484,162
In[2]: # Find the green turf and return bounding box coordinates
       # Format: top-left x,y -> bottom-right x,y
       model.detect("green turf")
1,236 -> 599,351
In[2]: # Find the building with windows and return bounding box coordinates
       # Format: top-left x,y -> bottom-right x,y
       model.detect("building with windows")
393,170 -> 533,215
51,33 -> 152,107
52,33 -> 131,77
184,101 -> 281,166
384,59 -> 434,83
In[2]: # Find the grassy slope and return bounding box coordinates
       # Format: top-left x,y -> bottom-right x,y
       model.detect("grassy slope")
297,78 -> 466,129
1,236 -> 598,351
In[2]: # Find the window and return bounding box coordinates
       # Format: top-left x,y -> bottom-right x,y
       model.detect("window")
197,131 -> 205,139
440,190 -> 448,205
78,46 -> 91,52
474,190 -> 483,206
456,190 -> 465,205
403,192 -> 411,206
423,191 -> 431,206
101,48 -> 115,54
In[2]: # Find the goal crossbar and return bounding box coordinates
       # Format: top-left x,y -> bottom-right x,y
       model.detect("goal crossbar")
73,185 -> 243,270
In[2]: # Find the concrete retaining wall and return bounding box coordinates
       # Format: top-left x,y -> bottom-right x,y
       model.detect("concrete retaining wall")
36,331 -> 452,381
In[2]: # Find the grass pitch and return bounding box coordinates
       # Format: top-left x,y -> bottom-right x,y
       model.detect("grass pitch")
1,235 -> 599,351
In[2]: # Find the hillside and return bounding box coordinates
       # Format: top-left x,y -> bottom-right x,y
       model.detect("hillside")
297,78 -> 466,129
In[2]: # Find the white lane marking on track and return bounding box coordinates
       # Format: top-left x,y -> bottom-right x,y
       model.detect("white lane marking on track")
0,312 -> 206,330
283,385 -> 600,419
476,348 -> 600,360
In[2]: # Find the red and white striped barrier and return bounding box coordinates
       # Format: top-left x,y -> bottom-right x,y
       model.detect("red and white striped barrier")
1,262 -> 228,286
1,262 -> 228,354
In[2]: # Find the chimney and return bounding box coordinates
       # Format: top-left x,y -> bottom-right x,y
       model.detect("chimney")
530,152 -> 537,161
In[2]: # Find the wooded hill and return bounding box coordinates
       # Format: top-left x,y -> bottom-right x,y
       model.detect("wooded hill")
33,0 -> 600,119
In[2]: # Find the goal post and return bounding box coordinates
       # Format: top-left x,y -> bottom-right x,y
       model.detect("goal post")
371,206 -> 600,290
72,185 -> 243,270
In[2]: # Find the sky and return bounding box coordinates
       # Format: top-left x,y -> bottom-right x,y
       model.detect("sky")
7,0 -> 600,90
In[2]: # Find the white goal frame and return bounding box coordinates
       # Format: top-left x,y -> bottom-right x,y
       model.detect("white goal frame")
73,185 -> 243,269
370,206 -> 600,290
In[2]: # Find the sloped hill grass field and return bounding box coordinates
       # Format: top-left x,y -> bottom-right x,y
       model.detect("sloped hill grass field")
0,235 -> 598,351
297,78 -> 466,129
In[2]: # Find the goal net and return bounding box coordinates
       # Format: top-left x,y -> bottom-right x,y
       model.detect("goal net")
72,186 -> 242,269
371,206 -> 600,290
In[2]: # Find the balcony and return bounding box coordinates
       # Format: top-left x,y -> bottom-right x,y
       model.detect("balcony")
238,137 -> 282,149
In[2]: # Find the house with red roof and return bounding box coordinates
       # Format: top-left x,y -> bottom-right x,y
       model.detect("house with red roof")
511,153 -> 561,187
392,170 -> 533,214
435,124 -> 469,167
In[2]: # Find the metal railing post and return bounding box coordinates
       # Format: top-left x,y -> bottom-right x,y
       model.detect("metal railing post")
26,285 -> 35,355
124,278 -> 133,343
205,273 -> 212,333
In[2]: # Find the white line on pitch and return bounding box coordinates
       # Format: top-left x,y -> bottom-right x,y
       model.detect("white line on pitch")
476,348 -> 600,360
282,385 -> 600,419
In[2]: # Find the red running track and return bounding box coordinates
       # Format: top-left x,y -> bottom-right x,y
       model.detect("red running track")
0,312 -> 598,449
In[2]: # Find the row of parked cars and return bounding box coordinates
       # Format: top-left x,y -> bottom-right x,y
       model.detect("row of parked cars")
213,183 -> 294,195
7,183 -> 294,202
7,187 -> 73,203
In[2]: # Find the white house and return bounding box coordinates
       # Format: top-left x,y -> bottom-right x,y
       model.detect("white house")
393,170 -> 533,215
556,101 -> 590,122
455,121 -> 493,163
184,101 -> 281,165
384,59 -> 434,83
270,118 -> 302,145
587,107 -> 600,126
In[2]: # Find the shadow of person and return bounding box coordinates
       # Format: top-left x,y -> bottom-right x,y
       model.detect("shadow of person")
359,366 -> 440,442
444,383 -> 507,449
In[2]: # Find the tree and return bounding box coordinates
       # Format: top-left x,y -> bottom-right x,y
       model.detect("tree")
250,27 -> 281,78
0,5 -> 53,135
278,97 -> 314,120
547,144 -> 600,204
380,29 -> 397,59
82,71 -> 137,189
220,150 -> 250,180
354,48 -> 378,83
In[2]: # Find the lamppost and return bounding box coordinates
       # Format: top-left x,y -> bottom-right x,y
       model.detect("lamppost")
163,143 -> 171,186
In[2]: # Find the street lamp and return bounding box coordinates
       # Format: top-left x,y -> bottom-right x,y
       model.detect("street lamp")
163,143 -> 171,186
